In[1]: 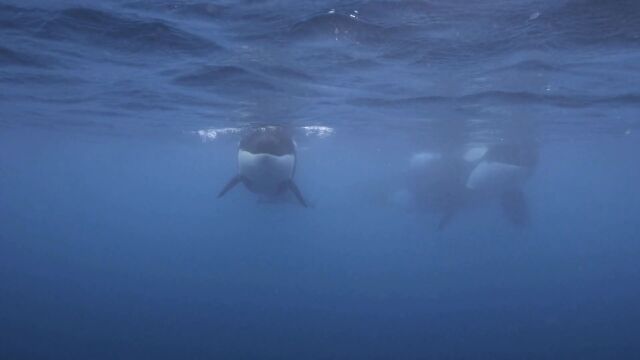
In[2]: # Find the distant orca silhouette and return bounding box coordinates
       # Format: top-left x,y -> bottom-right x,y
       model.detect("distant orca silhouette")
408,143 -> 536,230
218,126 -> 308,207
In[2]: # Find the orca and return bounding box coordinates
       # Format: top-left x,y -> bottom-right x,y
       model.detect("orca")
217,126 -> 308,207
466,144 -> 536,192
405,142 -> 536,230
465,143 -> 537,227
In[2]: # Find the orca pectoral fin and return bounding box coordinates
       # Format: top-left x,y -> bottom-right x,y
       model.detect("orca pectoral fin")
286,180 -> 308,208
218,175 -> 244,198
501,189 -> 528,226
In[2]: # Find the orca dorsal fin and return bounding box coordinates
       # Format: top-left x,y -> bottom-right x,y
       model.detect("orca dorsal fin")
217,175 -> 244,198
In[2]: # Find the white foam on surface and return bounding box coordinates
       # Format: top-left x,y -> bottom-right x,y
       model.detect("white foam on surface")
195,127 -> 242,142
301,126 -> 334,138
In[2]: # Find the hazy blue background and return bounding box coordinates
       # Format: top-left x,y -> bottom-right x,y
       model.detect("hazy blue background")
1,0 -> 640,358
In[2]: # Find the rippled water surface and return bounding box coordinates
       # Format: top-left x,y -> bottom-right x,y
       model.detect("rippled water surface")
2,0 -> 639,136
1,1 -> 640,359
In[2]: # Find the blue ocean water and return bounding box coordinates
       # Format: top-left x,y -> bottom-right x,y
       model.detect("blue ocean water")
1,0 -> 640,358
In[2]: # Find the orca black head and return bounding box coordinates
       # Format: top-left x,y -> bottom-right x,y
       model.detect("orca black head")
239,126 -> 295,156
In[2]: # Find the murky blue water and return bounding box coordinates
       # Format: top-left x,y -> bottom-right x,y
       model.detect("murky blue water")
1,1 -> 640,358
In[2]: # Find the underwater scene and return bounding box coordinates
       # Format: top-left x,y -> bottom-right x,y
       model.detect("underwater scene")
1,0 -> 640,358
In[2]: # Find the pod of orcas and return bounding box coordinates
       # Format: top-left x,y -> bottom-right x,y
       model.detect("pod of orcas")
218,125 -> 536,230
402,142 -> 537,230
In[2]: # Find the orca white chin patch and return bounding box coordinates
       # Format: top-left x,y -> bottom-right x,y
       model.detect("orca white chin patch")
238,150 -> 295,192
466,160 -> 528,191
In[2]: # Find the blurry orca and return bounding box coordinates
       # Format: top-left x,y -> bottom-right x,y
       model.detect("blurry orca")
406,142 -> 536,230
217,126 -> 308,207
465,143 -> 537,227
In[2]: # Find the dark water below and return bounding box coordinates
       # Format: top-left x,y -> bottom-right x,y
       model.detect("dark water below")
1,1 -> 640,359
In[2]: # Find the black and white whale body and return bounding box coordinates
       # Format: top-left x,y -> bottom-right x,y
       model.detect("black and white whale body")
217,126 -> 308,207
405,142 -> 537,230
464,143 -> 536,227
